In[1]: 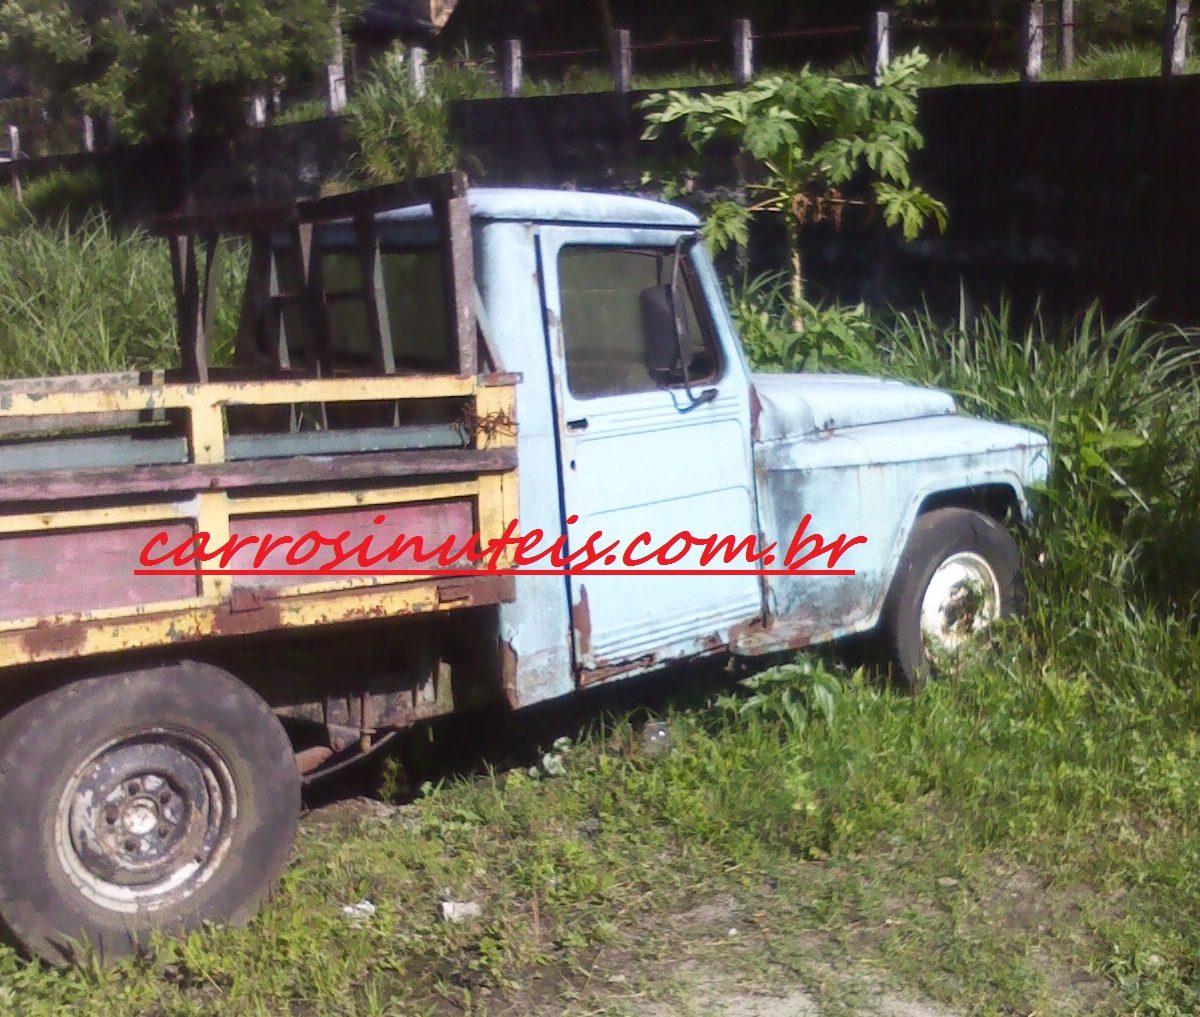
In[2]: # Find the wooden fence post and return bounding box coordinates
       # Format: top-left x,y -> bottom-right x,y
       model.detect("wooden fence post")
1059,0 -> 1075,69
248,94 -> 268,128
870,10 -> 891,85
326,14 -> 347,113
612,29 -> 632,93
8,126 -> 20,201
1021,1 -> 1044,81
501,38 -> 523,96
732,19 -> 754,86
410,45 -> 428,97
1163,0 -> 1190,77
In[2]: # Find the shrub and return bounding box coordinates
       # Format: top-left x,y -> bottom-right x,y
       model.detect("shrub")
345,54 -> 497,185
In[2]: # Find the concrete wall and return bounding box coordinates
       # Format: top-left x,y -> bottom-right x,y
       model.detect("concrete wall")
14,75 -> 1200,324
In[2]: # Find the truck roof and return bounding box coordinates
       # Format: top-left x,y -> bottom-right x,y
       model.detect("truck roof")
376,187 -> 701,229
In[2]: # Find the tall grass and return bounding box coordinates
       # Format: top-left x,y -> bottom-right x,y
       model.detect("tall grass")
729,274 -> 1200,1010
719,273 -> 1200,1009
1048,42 -> 1200,80
0,215 -> 244,378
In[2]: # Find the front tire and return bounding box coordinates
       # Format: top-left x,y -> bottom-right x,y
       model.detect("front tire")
0,661 -> 299,964
880,508 -> 1026,689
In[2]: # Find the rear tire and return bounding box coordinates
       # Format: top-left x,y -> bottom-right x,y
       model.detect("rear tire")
880,508 -> 1026,690
0,661 -> 299,964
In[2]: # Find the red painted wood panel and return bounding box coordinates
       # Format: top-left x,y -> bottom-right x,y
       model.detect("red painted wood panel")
226,500 -> 477,590
0,523 -> 198,622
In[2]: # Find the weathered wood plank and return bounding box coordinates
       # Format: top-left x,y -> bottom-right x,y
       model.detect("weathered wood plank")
0,523 -> 198,622
226,424 -> 463,459
295,172 -> 467,224
436,194 -> 477,377
222,500 -> 476,588
0,447 -> 517,504
0,370 -> 161,397
295,221 -> 334,377
0,572 -> 513,669
0,375 -> 479,417
0,436 -> 188,473
355,212 -> 397,375
0,423 -> 462,474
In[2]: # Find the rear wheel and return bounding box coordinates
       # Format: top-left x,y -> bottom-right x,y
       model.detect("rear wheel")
880,508 -> 1025,689
0,661 -> 299,964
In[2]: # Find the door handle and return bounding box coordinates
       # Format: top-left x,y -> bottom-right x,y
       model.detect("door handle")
566,418 -> 589,431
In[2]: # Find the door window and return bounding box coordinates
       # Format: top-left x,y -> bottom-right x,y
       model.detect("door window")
558,246 -> 719,399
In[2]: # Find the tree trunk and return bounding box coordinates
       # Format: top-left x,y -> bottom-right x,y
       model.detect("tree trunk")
786,214 -> 804,330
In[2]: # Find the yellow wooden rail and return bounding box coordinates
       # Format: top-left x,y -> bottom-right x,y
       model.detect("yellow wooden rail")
0,372 -> 519,669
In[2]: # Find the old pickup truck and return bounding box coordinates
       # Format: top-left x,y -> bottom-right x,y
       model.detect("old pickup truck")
0,172 -> 1048,962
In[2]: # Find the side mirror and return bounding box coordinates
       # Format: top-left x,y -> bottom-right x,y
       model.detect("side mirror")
639,284 -> 690,377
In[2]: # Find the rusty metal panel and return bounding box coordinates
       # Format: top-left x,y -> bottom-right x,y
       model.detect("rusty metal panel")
537,225 -> 762,676
477,223 -> 575,706
750,408 -> 1050,647
0,574 -> 514,668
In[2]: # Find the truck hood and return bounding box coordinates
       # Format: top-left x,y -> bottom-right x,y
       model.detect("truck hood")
752,373 -> 957,441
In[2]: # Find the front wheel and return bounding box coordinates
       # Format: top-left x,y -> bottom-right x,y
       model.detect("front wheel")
0,661 -> 300,964
879,508 -> 1026,689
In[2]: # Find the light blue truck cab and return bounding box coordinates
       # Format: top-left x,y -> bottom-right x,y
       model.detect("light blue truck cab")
380,188 -> 1050,698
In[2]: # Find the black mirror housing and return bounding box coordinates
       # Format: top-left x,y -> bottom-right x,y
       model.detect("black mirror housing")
639,284 -> 689,377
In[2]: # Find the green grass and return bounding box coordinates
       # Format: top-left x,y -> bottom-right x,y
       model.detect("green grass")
0,215 -> 243,378
1047,42 -> 1200,80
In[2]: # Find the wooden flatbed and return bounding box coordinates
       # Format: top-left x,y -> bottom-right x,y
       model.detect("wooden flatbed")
0,171 -> 518,669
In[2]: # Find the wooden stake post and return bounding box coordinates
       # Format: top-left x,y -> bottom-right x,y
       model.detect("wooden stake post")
155,172 -> 480,385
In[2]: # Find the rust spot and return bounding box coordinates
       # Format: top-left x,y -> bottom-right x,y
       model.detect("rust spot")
212,599 -> 284,638
579,653 -> 656,687
728,615 -> 817,657
21,619 -> 88,658
296,746 -> 334,774
572,585 -> 591,659
228,588 -> 266,614
500,638 -> 520,708
748,382 -> 762,442
479,371 -> 522,387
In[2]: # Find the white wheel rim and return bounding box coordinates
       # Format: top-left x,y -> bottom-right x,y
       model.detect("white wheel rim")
919,552 -> 1001,655
55,729 -> 237,914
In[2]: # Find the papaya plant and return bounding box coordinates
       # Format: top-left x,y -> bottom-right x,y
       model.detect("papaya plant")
640,50 -> 947,315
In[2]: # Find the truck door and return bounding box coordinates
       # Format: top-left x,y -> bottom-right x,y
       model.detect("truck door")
537,226 -> 763,679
